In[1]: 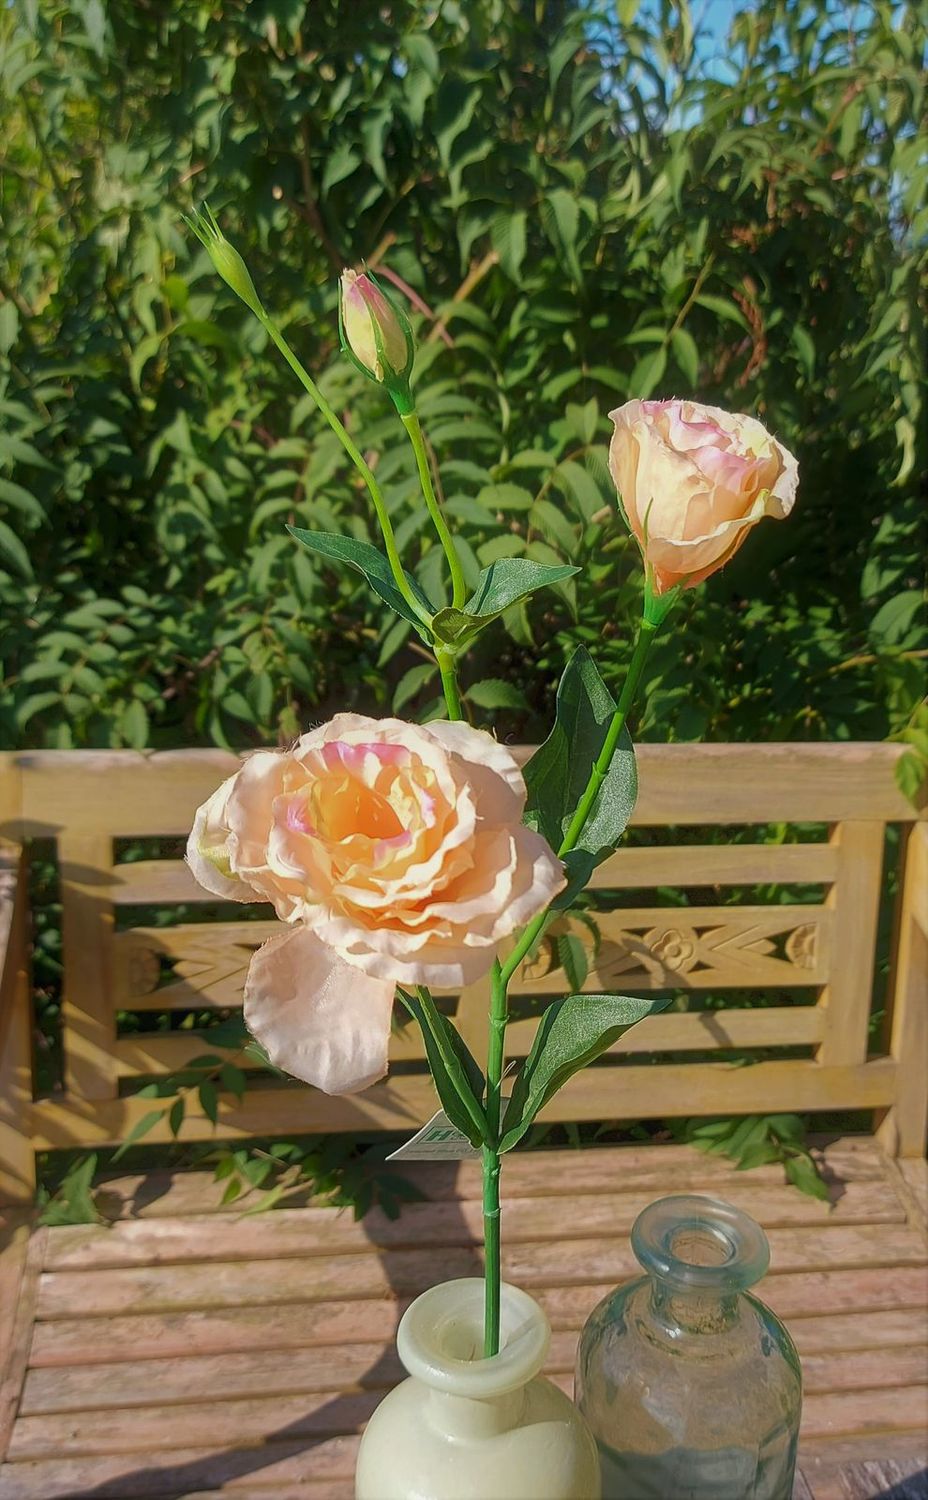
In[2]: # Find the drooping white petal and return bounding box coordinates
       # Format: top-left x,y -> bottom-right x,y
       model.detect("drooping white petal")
243,927 -> 395,1094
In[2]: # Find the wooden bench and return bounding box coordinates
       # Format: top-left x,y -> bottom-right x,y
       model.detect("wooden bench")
0,743 -> 925,1499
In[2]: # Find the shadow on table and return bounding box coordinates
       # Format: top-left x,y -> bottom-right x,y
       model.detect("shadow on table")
68,1161 -> 483,1499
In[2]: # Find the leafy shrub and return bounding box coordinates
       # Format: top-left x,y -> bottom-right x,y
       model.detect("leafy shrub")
0,0 -> 924,757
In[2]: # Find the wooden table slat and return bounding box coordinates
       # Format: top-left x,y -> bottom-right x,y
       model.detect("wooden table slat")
41,1178 -> 905,1273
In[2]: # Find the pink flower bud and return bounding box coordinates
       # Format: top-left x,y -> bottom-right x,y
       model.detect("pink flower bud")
339,268 -> 412,384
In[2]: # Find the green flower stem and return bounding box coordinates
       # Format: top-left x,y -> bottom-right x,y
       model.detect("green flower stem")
435,644 -> 463,721
482,601 -> 666,1356
260,314 -> 432,631
482,960 -> 507,1356
401,411 -> 467,610
557,617 -> 658,856
499,613 -> 659,991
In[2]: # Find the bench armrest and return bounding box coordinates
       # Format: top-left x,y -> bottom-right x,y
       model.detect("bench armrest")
0,841 -> 35,1202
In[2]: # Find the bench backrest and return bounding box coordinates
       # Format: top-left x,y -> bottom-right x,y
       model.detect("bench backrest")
0,742 -> 925,1201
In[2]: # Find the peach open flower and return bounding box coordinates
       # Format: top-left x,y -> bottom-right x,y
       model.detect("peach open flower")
608,399 -> 798,593
187,715 -> 564,1093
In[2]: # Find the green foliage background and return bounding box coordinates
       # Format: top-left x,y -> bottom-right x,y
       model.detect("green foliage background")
1,0 -> 925,757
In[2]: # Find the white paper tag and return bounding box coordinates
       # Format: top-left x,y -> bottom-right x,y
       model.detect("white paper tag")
387,1084 -> 514,1163
386,1108 -> 481,1162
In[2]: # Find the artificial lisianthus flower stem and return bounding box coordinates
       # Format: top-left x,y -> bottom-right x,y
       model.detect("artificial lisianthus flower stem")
401,411 -> 468,610
259,314 -> 431,631
482,601 -> 666,1357
435,645 -> 464,721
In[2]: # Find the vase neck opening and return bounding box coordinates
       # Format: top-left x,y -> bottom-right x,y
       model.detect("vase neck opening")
631,1194 -> 770,1333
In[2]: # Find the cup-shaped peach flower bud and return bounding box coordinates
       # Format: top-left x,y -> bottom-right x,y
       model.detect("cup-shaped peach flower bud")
184,204 -> 264,319
339,268 -> 414,408
608,399 -> 798,595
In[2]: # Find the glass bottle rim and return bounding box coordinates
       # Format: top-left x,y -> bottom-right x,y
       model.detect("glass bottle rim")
631,1194 -> 770,1293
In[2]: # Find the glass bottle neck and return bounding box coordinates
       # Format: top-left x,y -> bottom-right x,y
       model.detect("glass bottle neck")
648,1273 -> 741,1335
630,1195 -> 771,1337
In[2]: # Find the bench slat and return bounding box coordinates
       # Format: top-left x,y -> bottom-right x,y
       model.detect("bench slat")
20,1323 -> 928,1416
89,1138 -> 890,1218
40,1178 -> 905,1273
110,841 -> 842,906
8,1378 -> 928,1462
27,1060 -> 901,1151
26,1265 -> 928,1368
34,1223 -> 928,1320
15,743 -> 919,833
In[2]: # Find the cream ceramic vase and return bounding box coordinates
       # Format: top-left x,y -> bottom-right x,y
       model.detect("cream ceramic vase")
355,1278 -> 602,1500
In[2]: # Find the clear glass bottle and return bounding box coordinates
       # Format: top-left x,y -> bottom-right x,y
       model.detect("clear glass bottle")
576,1195 -> 801,1500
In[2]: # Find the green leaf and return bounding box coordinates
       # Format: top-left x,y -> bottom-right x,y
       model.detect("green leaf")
791,324 -> 815,379
465,558 -> 581,619
219,1063 -> 247,1102
869,591 -> 923,647
555,931 -> 588,992
784,1152 -> 831,1202
541,189 -> 581,280
476,482 -> 535,512
0,302 -> 19,356
393,663 -> 437,712
491,210 -> 528,280
500,993 -> 669,1152
895,750 -> 927,807
695,293 -> 749,330
430,559 -> 580,650
111,1109 -> 165,1162
398,988 -> 488,1147
199,1079 -> 219,1125
0,477 -> 44,523
734,1142 -> 781,1170
0,432 -> 54,469
321,141 -> 361,194
168,1097 -> 185,1138
524,646 -> 638,901
0,518 -> 33,580
554,461 -> 602,522
120,699 -> 149,749
466,678 -> 529,710
243,1183 -> 288,1215
287,528 -> 433,637
38,1154 -> 101,1227
630,344 -> 668,399
670,327 -> 699,386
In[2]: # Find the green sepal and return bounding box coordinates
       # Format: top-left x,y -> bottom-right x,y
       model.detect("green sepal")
397,988 -> 488,1148
524,646 -> 637,904
287,527 -> 434,640
499,993 -> 670,1153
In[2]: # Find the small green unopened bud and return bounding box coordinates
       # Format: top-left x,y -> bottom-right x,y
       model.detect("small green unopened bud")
338,267 -> 415,411
184,204 -> 264,319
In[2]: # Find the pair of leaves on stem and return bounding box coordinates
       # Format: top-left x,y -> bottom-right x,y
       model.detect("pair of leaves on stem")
524,644 -> 638,906
287,527 -> 578,648
400,986 -> 668,1153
